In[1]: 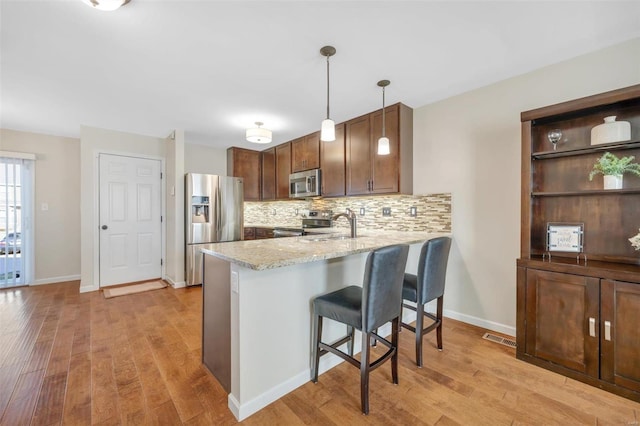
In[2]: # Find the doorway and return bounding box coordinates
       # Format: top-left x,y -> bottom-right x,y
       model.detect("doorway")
99,154 -> 162,287
0,155 -> 34,289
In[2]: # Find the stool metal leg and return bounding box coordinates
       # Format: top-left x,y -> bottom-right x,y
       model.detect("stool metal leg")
360,331 -> 371,415
436,296 -> 443,351
391,317 -> 399,384
311,315 -> 323,382
415,302 -> 425,368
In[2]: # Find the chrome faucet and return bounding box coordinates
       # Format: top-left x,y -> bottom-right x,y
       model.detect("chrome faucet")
332,208 -> 357,238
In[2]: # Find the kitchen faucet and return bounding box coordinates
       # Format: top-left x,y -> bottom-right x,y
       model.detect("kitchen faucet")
332,208 -> 357,238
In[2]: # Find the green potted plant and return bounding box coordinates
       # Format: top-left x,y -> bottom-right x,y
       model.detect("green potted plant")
588,152 -> 640,189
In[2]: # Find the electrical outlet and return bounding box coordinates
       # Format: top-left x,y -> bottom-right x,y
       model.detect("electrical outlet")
382,207 -> 391,216
359,207 -> 365,216
410,206 -> 417,217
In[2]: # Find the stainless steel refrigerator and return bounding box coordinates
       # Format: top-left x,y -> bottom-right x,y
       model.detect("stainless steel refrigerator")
185,173 -> 244,286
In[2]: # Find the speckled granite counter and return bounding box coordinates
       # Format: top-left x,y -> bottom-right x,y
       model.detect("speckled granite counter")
201,231 -> 449,270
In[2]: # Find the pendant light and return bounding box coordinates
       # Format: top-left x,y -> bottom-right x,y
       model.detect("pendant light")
82,0 -> 131,11
377,80 -> 391,155
320,46 -> 336,142
246,122 -> 272,144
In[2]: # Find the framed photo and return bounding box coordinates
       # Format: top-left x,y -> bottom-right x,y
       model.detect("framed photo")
547,223 -> 584,253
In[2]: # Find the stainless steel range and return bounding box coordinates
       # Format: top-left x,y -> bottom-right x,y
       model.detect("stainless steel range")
273,210 -> 333,237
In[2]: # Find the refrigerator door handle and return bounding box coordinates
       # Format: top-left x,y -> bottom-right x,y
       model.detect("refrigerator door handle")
215,184 -> 222,241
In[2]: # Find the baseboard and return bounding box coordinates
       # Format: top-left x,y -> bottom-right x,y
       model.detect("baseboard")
227,320 -> 407,421
80,283 -> 99,293
443,308 -> 515,337
164,276 -> 186,289
32,274 -> 81,286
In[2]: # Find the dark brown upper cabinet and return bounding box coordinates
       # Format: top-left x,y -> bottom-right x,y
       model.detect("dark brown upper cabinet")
291,132 -> 320,172
320,123 -> 345,197
275,142 -> 291,200
227,147 -> 261,201
345,103 -> 413,196
261,148 -> 275,201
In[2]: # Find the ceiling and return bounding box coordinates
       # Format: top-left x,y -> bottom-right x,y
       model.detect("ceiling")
2,1 -> 639,150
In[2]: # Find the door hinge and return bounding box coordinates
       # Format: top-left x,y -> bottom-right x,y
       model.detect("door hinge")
161,259 -> 163,266
160,172 -> 163,179
161,216 -> 163,223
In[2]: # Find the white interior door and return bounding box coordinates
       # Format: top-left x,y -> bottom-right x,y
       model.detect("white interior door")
99,154 -> 162,287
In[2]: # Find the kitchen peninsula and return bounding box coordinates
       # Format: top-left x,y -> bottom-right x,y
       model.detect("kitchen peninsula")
200,230 -> 449,420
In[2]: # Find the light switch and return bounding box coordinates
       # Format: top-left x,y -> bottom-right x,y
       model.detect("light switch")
359,207 -> 365,216
41,203 -> 49,211
409,206 -> 417,217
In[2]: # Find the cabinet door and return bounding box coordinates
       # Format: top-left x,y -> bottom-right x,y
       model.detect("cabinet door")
243,227 -> 255,241
261,148 -> 275,200
601,279 -> 640,392
370,105 -> 399,193
525,269 -> 599,377
320,123 -> 345,197
275,142 -> 291,199
227,147 -> 260,201
292,133 -> 320,172
345,115 -> 372,195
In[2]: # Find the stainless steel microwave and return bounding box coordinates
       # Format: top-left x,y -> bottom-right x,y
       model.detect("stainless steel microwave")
289,169 -> 321,198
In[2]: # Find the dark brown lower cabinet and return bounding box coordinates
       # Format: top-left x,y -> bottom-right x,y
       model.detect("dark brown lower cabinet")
517,260 -> 640,402
601,279 -> 640,393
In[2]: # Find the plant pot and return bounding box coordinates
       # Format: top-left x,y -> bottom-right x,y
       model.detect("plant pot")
603,174 -> 623,190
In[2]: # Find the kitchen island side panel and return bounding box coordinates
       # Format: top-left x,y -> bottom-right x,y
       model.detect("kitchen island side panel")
202,254 -> 231,393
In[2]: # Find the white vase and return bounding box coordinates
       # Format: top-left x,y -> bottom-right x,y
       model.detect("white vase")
603,174 -> 623,190
591,116 -> 631,145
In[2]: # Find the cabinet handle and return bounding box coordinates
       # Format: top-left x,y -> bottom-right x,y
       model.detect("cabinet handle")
604,320 -> 611,341
589,317 -> 596,337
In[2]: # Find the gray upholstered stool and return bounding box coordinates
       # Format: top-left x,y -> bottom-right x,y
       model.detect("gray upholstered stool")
310,244 -> 409,414
401,236 -> 452,367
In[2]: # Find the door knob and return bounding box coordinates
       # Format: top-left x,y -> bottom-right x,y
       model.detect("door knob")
101,225 -> 108,230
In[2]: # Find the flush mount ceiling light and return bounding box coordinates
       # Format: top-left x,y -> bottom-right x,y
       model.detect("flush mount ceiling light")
320,45 -> 336,142
246,122 -> 272,144
377,80 -> 391,155
82,0 -> 131,11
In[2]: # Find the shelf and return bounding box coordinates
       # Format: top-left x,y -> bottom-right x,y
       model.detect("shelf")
532,188 -> 640,197
532,140 -> 640,160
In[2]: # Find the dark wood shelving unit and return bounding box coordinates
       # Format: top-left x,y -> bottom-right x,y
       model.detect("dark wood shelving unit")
517,84 -> 640,403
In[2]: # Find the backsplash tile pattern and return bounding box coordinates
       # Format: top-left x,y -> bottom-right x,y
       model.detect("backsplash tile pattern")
245,193 -> 451,233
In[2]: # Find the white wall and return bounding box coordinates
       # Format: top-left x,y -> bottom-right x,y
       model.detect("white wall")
0,129 -> 81,284
165,130 -> 185,287
79,126 -> 166,293
413,37 -> 640,335
184,143 -> 227,175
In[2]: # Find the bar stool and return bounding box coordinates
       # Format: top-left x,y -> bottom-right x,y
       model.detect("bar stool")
310,244 -> 409,414
401,236 -> 452,367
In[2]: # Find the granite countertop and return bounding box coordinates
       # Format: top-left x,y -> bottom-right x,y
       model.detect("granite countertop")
201,231 -> 450,270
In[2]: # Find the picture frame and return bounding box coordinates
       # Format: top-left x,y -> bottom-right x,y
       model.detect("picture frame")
546,222 -> 584,253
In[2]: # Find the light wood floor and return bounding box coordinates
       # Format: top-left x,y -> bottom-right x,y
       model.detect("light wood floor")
0,281 -> 638,425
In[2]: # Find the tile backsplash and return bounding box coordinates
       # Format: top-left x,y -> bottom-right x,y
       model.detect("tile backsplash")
245,193 -> 451,233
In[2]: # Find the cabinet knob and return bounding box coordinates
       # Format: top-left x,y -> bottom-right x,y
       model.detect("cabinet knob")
101,225 -> 108,230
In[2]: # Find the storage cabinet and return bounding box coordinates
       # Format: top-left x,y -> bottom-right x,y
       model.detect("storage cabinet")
261,148 -> 275,200
291,132 -> 320,172
244,227 -> 256,241
320,123 -> 345,197
255,227 -> 274,239
227,147 -> 261,201
517,84 -> 640,402
345,103 -> 413,196
275,142 -> 291,199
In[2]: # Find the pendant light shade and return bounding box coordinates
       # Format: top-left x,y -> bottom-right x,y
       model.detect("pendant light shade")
377,80 -> 391,155
321,119 -> 335,142
320,46 -> 336,142
246,122 -> 272,144
82,0 -> 131,11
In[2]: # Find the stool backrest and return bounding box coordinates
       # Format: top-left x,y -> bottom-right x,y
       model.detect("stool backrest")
362,244 -> 409,332
417,237 -> 452,305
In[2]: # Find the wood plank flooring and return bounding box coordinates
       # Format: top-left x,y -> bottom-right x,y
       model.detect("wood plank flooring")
0,280 -> 638,425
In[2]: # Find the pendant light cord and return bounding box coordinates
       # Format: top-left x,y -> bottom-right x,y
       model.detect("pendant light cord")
326,55 -> 331,120
382,86 -> 386,136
